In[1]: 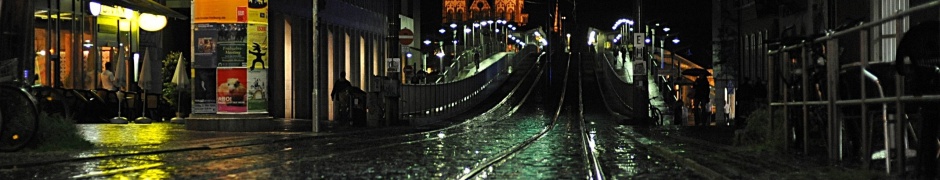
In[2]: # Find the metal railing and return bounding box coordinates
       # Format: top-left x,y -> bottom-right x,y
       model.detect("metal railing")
766,1 -> 940,174
400,47 -> 533,123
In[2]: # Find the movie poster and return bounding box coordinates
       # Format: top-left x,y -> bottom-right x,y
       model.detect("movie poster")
193,68 -> 218,114
247,24 -> 268,70
193,23 -> 219,68
194,0 -> 247,23
217,68 -> 248,113
248,0 -> 268,24
217,23 -> 247,67
247,69 -> 267,112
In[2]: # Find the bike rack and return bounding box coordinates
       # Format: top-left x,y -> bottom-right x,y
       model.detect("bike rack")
766,1 -> 940,174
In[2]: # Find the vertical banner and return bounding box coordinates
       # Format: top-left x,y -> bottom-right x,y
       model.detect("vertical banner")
193,23 -> 219,68
248,0 -> 268,24
217,23 -> 247,67
247,24 -> 268,70
193,68 -> 218,113
217,68 -> 248,112
194,0 -> 247,23
247,69 -> 267,112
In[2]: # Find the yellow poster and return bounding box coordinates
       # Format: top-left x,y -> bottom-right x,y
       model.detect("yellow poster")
247,24 -> 268,70
194,0 -> 247,23
248,0 -> 268,24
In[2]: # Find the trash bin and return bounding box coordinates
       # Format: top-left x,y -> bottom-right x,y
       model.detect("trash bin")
348,87 -> 367,127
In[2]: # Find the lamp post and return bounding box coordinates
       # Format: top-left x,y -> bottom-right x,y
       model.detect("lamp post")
463,26 -> 470,55
423,40 -> 431,72
450,23 -> 458,54
435,50 -> 444,81
89,1 -> 101,88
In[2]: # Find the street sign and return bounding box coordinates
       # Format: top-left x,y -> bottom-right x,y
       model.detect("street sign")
634,33 -> 646,48
399,28 -> 414,45
387,58 -> 401,73
634,60 -> 646,75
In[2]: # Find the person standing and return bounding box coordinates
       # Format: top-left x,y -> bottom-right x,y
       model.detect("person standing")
331,72 -> 352,123
693,74 -> 710,126
100,62 -> 117,91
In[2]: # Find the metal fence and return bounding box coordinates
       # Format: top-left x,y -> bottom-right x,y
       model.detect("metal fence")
766,1 -> 940,174
400,51 -> 516,123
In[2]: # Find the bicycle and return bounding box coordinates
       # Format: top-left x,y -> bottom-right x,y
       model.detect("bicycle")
0,81 -> 40,151
649,98 -> 663,126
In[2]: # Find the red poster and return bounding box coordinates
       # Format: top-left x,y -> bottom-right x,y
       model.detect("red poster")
217,68 -> 248,113
237,6 -> 248,23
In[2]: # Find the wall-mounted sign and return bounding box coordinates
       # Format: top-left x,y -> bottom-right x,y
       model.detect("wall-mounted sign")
387,58 -> 401,73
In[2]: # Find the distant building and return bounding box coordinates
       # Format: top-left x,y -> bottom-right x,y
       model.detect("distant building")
443,0 -> 528,25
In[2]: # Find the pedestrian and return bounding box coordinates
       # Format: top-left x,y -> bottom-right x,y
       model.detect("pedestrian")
331,72 -> 352,122
693,74 -> 710,126
100,62 -> 117,91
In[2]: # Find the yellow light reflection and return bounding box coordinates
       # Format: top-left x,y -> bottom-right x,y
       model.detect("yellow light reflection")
77,124 -> 173,179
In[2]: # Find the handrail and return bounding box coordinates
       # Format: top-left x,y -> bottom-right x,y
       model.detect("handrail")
598,52 -> 635,111
764,1 -> 940,172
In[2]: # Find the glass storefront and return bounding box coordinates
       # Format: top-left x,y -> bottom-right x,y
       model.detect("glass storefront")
32,0 -> 139,90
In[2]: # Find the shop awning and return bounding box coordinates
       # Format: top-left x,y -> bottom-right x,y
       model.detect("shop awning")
94,0 -> 187,19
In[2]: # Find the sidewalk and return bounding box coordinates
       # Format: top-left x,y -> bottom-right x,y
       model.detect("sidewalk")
0,120 -> 429,168
455,52 -> 509,80
634,126 -> 883,179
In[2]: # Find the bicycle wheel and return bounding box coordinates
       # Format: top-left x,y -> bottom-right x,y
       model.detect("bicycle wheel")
0,84 -> 40,151
650,107 -> 663,126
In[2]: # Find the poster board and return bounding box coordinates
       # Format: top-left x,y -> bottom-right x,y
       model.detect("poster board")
247,69 -> 267,112
193,68 -> 218,113
194,0 -> 247,23
217,24 -> 247,67
217,68 -> 248,113
194,23 -> 219,68
247,24 -> 268,70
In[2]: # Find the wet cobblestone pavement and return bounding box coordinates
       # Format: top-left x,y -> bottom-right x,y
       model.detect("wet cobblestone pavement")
0,51 -> 875,179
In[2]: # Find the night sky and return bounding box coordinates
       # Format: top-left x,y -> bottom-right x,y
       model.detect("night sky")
422,0 -> 712,67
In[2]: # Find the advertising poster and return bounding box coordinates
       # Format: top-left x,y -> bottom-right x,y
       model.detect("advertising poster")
247,69 -> 267,112
193,23 -> 219,68
217,68 -> 248,113
217,23 -> 247,67
194,0 -> 247,23
193,68 -> 218,114
248,0 -> 268,24
247,24 -> 268,70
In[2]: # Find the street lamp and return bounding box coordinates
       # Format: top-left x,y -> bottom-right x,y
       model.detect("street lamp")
439,28 -> 446,34
435,51 -> 445,78
423,40 -> 432,46
464,27 -> 471,52
450,23 -> 457,29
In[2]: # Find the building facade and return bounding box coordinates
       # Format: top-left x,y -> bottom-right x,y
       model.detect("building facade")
443,0 -> 527,25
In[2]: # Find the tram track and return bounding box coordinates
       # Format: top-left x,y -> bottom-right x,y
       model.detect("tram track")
458,52 -> 573,180
576,52 -> 606,180
50,51 -> 554,179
